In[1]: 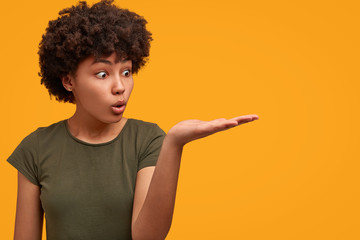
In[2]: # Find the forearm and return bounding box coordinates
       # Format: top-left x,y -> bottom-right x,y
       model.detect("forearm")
132,135 -> 183,240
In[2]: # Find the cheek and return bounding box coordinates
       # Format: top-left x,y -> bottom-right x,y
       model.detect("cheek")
85,85 -> 102,98
129,83 -> 134,93
77,83 -> 107,104
126,81 -> 134,98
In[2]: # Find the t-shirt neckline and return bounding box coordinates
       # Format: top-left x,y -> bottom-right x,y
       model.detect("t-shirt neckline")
63,118 -> 131,147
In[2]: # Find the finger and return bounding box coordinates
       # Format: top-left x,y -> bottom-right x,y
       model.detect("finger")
208,118 -> 237,126
231,114 -> 259,120
204,116 -> 257,134
230,114 -> 259,123
210,120 -> 238,132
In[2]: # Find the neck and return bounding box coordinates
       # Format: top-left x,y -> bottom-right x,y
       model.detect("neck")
66,107 -> 126,143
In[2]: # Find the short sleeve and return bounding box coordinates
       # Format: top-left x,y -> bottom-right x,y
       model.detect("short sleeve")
138,124 -> 166,171
7,131 -> 41,187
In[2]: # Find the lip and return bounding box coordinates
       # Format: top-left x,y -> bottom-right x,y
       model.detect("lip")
112,100 -> 125,107
111,104 -> 126,114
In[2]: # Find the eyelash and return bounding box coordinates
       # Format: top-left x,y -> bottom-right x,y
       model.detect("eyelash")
95,69 -> 132,79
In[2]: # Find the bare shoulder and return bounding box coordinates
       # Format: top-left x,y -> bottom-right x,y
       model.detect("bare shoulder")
13,171 -> 43,240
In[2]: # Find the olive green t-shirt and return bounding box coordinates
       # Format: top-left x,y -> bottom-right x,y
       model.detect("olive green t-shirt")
7,118 -> 166,240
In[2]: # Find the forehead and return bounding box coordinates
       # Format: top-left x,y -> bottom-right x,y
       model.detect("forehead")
71,53 -> 131,76
91,58 -> 131,65
94,52 -> 130,63
81,53 -> 131,66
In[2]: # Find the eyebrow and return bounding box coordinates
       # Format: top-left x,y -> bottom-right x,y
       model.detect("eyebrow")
91,58 -> 130,65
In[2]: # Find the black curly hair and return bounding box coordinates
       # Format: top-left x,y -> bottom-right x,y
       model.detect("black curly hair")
38,0 -> 153,103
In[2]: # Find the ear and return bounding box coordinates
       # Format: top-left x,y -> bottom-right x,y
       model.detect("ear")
61,74 -> 74,92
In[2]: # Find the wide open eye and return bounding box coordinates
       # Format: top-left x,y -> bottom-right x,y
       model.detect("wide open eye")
122,69 -> 131,77
96,71 -> 107,79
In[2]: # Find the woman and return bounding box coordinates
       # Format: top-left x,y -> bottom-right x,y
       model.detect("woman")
7,0 -> 259,239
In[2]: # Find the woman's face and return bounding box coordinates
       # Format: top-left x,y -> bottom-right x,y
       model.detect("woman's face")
65,52 -> 134,124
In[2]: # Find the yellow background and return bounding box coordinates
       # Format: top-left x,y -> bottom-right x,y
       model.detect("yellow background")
1,0 -> 359,239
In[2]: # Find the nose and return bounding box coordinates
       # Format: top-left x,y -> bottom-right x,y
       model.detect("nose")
112,75 -> 125,95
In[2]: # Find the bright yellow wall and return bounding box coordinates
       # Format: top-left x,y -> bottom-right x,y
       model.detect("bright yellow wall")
1,0 -> 359,239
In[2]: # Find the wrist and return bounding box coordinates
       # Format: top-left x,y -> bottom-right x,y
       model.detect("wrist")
164,134 -> 185,150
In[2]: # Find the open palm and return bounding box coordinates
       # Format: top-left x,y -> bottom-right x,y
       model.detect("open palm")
167,114 -> 259,146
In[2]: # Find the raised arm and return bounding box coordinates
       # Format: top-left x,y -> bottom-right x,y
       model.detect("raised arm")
13,172 -> 44,240
131,114 -> 259,240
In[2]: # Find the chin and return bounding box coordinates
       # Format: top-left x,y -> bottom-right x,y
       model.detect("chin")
95,114 -> 122,125
110,114 -> 124,123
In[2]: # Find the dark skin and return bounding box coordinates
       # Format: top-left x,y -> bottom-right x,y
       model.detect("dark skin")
132,114 -> 259,239
13,51 -> 260,239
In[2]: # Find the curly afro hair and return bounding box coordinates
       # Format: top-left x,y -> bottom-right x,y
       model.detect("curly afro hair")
38,0 -> 153,103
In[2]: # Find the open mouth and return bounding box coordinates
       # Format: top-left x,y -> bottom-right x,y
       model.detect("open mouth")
112,103 -> 125,108
111,104 -> 126,114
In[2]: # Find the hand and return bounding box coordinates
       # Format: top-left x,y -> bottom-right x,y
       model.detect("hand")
166,114 -> 259,147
